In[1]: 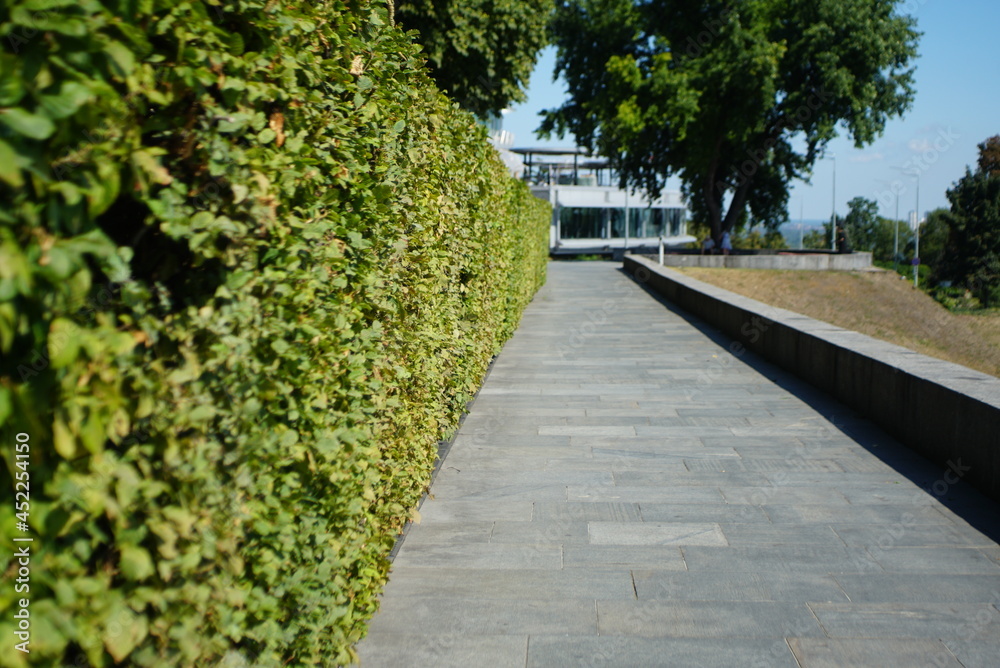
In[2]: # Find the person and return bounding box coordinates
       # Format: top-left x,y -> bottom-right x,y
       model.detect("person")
701,236 -> 715,255
836,225 -> 850,253
720,231 -> 732,256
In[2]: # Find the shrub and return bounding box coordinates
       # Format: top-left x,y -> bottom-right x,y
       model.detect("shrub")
0,0 -> 548,665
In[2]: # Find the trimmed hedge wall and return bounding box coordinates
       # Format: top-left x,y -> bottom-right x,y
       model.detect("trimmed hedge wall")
0,0 -> 549,665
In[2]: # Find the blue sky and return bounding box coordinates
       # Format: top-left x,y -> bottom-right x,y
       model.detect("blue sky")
502,0 -> 1000,223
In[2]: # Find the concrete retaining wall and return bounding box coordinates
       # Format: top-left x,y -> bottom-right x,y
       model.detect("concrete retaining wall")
624,254 -> 1000,503
643,251 -> 873,271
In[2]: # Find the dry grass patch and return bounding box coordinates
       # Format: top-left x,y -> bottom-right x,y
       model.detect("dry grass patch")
675,267 -> 1000,378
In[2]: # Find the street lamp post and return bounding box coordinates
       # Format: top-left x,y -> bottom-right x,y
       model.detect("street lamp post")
822,155 -> 837,250
893,189 -> 900,274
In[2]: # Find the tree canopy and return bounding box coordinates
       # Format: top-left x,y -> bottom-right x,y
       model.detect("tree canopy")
394,0 -> 551,117
941,141 -> 1000,306
541,0 -> 920,242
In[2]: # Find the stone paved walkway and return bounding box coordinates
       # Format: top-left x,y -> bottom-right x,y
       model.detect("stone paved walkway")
356,262 -> 1000,667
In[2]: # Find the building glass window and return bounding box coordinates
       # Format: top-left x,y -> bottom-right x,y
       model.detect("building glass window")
559,207 -> 606,239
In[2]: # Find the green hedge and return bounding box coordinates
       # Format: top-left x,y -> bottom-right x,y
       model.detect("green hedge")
0,0 -> 549,665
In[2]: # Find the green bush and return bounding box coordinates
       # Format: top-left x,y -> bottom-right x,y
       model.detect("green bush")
0,0 -> 549,665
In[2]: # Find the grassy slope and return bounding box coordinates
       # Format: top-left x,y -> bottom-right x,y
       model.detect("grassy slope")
675,268 -> 1000,378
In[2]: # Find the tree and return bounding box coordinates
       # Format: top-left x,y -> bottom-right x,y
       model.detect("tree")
394,0 -> 551,117
842,197 -> 879,253
541,0 -> 920,244
917,208 -> 949,280
941,144 -> 1000,307
978,135 -> 1000,177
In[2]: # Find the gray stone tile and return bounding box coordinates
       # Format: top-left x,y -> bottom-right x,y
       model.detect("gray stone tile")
400,521 -> 494,546
834,574 -> 1000,603
686,457 -> 845,473
786,638 -> 962,668
427,481 -> 568,502
632,571 -> 849,603
417,499 -> 533,523
866,546 -> 1000,574
834,523 -> 991,549
639,503 -> 771,523
809,602 -> 1000,638
719,485 -> 850,506
538,425 -> 636,437
533,501 -> 642,522
614,470 -> 772,487
561,545 -> 686,569
718,524 -> 846,547
526,636 -> 799,668
391,543 -> 562,569
434,470 -> 614,488
764,503 -> 949,525
591,445 -> 739,461
943,640 -> 1000,668
367,597 -> 598,635
490,520 -> 590,545
379,567 -> 635,600
681,545 -> 883,574
597,600 -> 825,638
566,485 -> 725,504
357,634 -> 527,668
589,522 -> 727,546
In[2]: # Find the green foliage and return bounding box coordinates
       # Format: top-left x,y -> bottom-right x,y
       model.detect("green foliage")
0,0 -> 549,665
393,0 -> 551,117
803,227 -> 832,251
917,208 -> 949,278
941,160 -> 1000,307
732,227 -> 788,250
542,0 -> 920,242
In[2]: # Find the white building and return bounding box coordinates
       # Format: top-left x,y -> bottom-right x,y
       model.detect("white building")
512,148 -> 693,255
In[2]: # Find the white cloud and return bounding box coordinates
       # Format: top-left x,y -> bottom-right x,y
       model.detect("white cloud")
850,152 -> 884,163
908,138 -> 933,153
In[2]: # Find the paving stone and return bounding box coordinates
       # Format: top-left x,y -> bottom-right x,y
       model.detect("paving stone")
613,470 -> 772,487
591,446 -> 739,461
681,545 -> 884,574
763,503 -> 949,525
566,485 -> 725,504
379,567 -> 635,600
391,543 -> 562,569
717,524 -> 846,547
367,597 -> 598,635
718,485 -> 850,506
490,520 -> 590,544
943,639 -> 1000,668
786,638 -> 962,668
597,600 -> 825,638
632,571 -> 849,603
358,634 -> 527,668
399,521 -> 493,546
809,602 -> 1000,638
833,574 -> 1000,603
533,501 -> 642,522
865,546 -> 1000,574
589,522 -> 727,546
526,636 -> 799,668
417,499 -> 533,522
561,545 -> 686,569
832,523 -> 993,548
639,503 -> 771,523
538,425 -> 637,437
